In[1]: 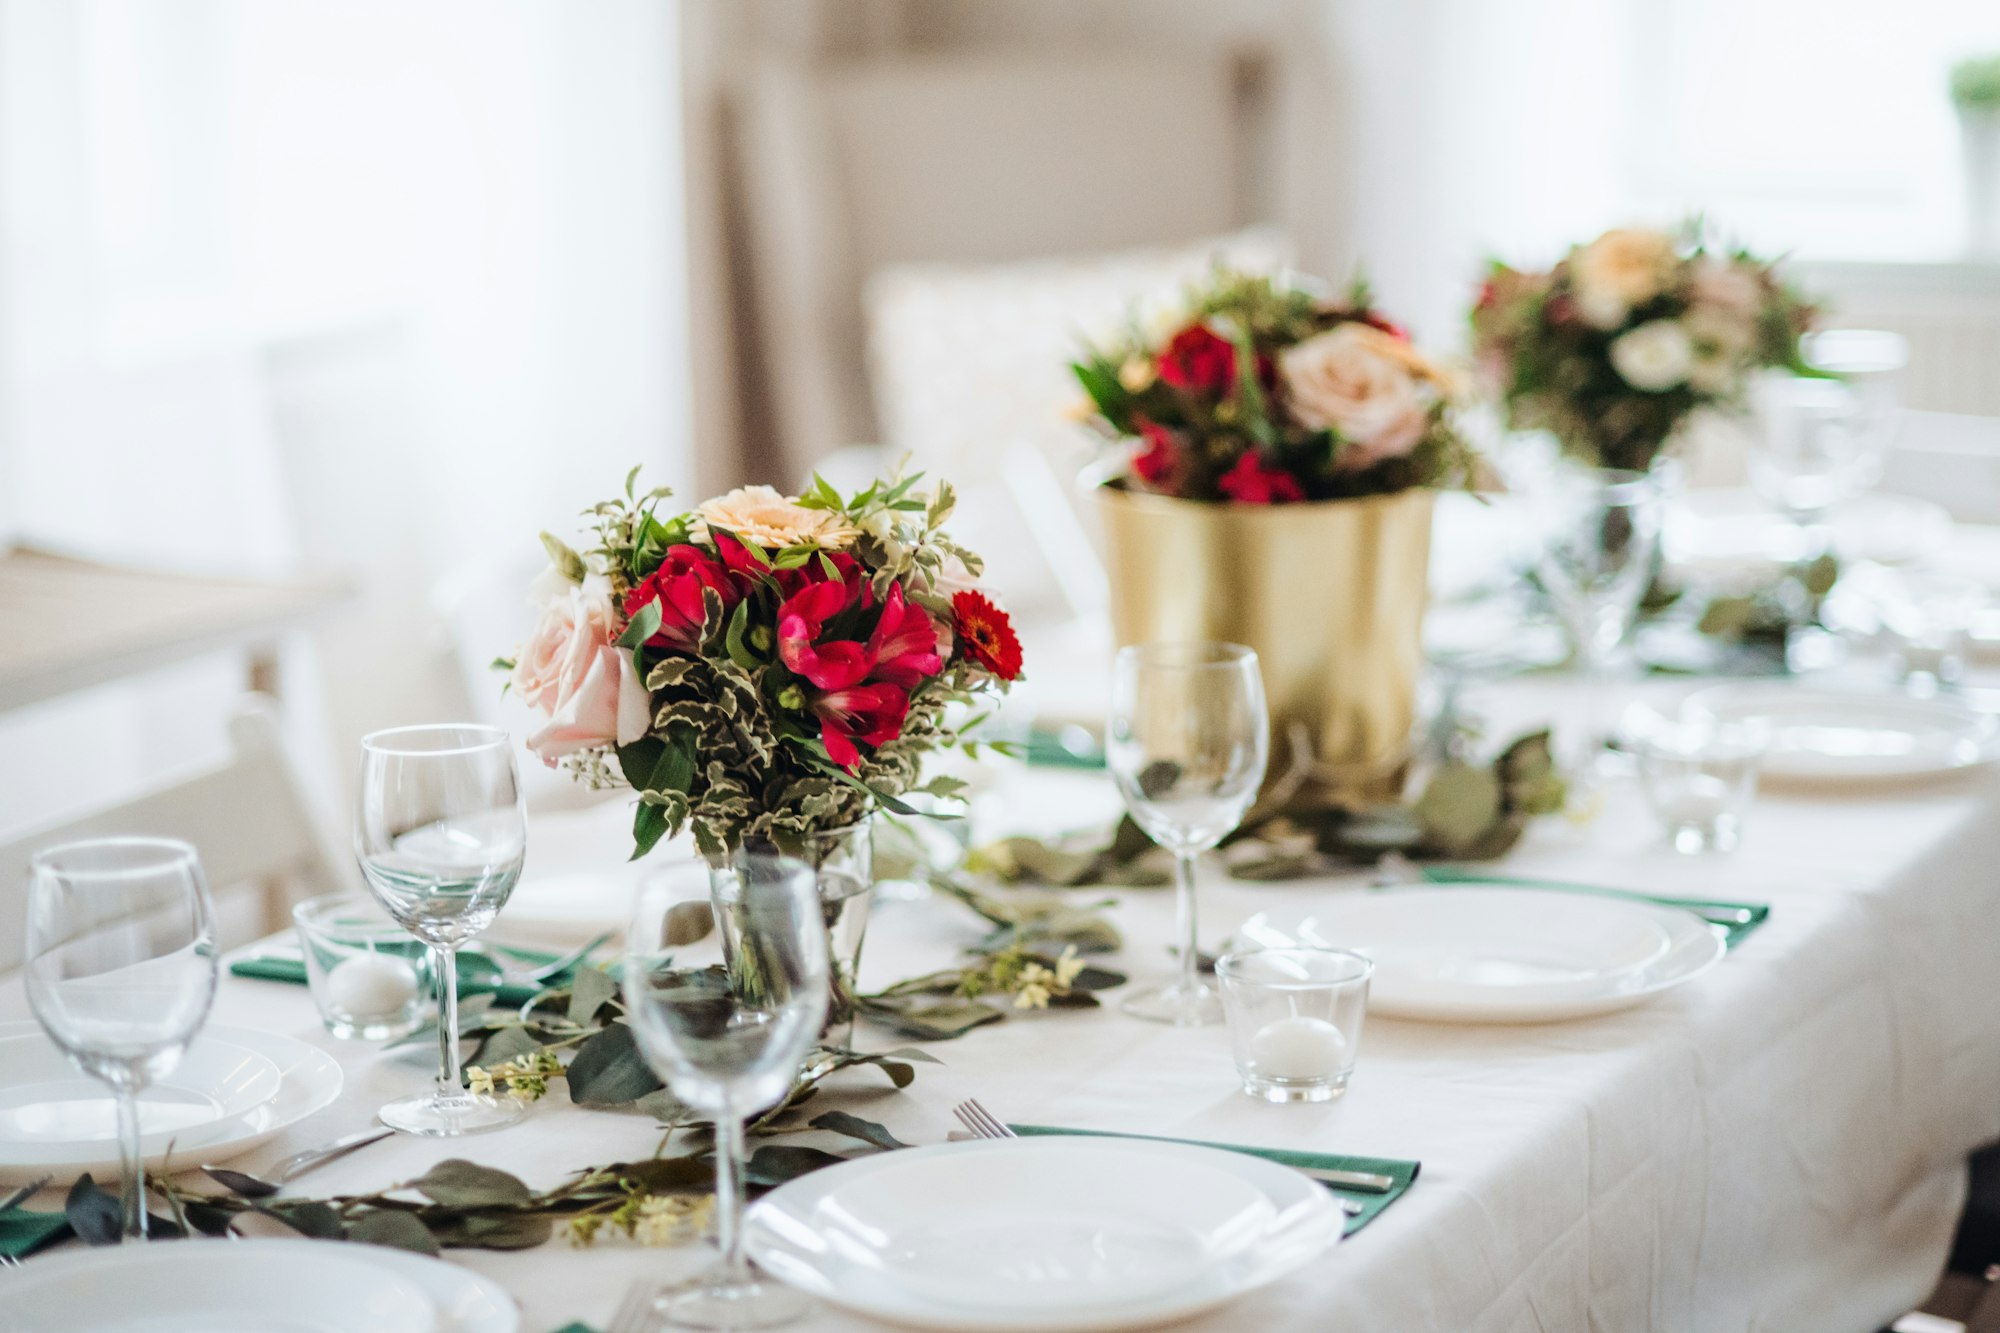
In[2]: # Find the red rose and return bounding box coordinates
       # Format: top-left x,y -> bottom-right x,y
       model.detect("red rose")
1218,452 -> 1305,505
951,589 -> 1023,681
1157,323 -> 1240,394
622,545 -> 738,653
813,682 -> 910,770
1131,418 -> 1180,489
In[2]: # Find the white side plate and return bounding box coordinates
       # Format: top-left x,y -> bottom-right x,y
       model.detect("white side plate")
0,1033 -> 280,1155
746,1137 -> 1342,1333
1247,887 -> 1726,1023
1685,682 -> 2000,786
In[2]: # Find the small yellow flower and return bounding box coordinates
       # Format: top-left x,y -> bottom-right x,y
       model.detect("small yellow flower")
1052,946 -> 1085,989
567,1214 -> 605,1247
465,1067 -> 495,1098
631,1195 -> 711,1247
1118,357 -> 1156,392
1013,962 -> 1055,1010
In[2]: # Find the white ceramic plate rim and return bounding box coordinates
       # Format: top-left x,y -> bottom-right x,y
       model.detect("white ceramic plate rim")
744,1138 -> 1342,1333
0,1023 -> 343,1182
1684,682 -> 2000,784
0,1032 -> 282,1156
1273,887 -> 1726,1024
0,1237 -> 439,1333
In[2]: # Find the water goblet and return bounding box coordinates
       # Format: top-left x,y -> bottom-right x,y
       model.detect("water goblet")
23,837 -> 219,1239
356,724 -> 526,1136
1532,468 -> 1663,785
623,855 -> 830,1330
1107,641 -> 1269,1026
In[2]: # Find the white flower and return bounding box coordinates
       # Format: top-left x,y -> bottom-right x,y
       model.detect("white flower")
693,485 -> 857,549
1608,320 -> 1694,392
1277,323 -> 1439,471
1571,227 -> 1678,330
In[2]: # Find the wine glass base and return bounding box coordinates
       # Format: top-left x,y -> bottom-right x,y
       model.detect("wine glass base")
629,1271 -> 814,1331
1122,980 -> 1224,1026
379,1092 -> 525,1137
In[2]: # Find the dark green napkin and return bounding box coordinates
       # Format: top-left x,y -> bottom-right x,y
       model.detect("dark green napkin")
1417,867 -> 1771,950
1009,1125 -> 1418,1236
0,1208 -> 70,1259
229,946 -> 566,1011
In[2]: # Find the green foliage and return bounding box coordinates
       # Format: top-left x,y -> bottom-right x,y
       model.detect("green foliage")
1953,55 -> 2000,109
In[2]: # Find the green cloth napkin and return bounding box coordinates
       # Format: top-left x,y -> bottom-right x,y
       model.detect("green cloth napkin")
1009,1125 -> 1418,1236
1417,867 -> 1771,951
228,946 -> 567,1011
0,1208 -> 71,1259
1024,726 -> 1106,770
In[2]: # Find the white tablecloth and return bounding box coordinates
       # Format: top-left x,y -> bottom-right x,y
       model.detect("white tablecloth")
7,677 -> 2000,1333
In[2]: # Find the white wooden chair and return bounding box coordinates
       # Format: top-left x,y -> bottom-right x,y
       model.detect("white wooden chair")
0,694 -> 358,975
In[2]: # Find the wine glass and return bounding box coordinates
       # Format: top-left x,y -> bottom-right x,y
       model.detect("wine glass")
623,855 -> 829,1330
356,724 -> 526,1136
1107,642 -> 1269,1026
24,837 -> 219,1239
1533,468 -> 1663,783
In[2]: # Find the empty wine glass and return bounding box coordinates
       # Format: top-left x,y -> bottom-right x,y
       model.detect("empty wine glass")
623,855 -> 829,1330
1534,468 -> 1663,783
1107,642 -> 1269,1026
24,837 -> 218,1239
356,724 -> 526,1136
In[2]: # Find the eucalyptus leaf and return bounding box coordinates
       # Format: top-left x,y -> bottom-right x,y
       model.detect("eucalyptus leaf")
409,1159 -> 534,1209
203,1167 -> 279,1199
471,1023 -> 544,1070
65,1175 -> 121,1246
347,1209 -> 441,1256
427,1211 -> 553,1251
259,1199 -> 345,1240
662,900 -> 715,947
566,1022 -> 666,1106
567,965 -> 619,1026
1415,763 -> 1503,857
859,996 -> 1005,1041
808,1110 -> 911,1151
744,1145 -> 848,1187
614,1156 -> 713,1193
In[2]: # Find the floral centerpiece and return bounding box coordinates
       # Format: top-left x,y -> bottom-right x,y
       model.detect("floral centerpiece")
1069,269 -> 1474,803
507,470 -> 1021,861
1469,224 -> 1818,472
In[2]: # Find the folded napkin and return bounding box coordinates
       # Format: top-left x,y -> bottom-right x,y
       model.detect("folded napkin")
0,1208 -> 70,1260
228,946 -> 567,1011
1009,1125 -> 1418,1236
1418,867 -> 1771,950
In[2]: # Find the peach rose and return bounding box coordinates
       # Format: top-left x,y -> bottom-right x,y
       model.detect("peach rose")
693,485 -> 857,549
1279,323 -> 1438,471
513,584 -> 650,764
1571,227 -> 1678,329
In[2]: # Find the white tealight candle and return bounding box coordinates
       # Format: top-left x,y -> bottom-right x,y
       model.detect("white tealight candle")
326,952 -> 420,1019
1248,1015 -> 1348,1081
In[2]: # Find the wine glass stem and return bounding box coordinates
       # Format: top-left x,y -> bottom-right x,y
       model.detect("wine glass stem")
712,1107 -> 750,1281
432,942 -> 462,1103
1174,851 -> 1200,996
114,1081 -> 146,1239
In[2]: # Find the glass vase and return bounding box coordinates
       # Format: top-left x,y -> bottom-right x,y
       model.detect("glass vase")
708,819 -> 873,1050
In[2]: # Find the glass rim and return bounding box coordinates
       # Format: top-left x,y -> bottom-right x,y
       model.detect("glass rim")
30,835 -> 200,878
1215,945 -> 1374,988
291,892 -> 402,927
359,722 -> 511,757
1115,640 -> 1260,672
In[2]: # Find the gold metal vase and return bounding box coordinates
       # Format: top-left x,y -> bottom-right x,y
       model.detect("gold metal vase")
1096,484 -> 1433,805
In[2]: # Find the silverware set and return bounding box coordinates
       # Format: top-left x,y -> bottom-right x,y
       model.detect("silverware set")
951,1098 -> 1377,1216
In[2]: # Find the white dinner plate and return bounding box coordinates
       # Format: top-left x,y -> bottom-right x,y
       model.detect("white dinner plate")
745,1138 -> 1343,1333
0,1024 -> 343,1183
1663,489 -> 1952,575
1245,887 -> 1726,1023
0,1239 -> 439,1333
0,1032 -> 280,1156
1684,682 -> 2000,786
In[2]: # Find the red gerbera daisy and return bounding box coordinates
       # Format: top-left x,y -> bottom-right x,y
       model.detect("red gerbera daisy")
950,590 -> 1023,682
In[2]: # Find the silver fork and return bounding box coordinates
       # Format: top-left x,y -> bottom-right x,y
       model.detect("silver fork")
0,1253 -> 21,1269
0,1176 -> 52,1213
951,1097 -> 1369,1214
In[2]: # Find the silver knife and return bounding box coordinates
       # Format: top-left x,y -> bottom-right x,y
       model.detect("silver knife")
1295,1165 -> 1396,1193
272,1126 -> 396,1184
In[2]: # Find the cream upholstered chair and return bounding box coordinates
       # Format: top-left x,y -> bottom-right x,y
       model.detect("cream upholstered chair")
732,46 -> 1319,482
0,694 -> 357,973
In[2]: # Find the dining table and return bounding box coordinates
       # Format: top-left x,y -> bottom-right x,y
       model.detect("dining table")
5,678 -> 2000,1333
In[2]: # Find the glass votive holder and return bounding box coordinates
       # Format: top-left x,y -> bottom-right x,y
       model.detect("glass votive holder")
1876,571 -> 1982,695
1630,711 -> 1767,855
1215,947 -> 1371,1104
293,894 -> 430,1040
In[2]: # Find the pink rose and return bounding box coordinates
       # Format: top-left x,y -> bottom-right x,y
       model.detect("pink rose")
1278,323 -> 1437,472
513,585 -> 651,764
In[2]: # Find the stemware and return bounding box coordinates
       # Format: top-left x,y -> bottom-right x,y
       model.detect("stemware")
355,724 -> 526,1137
1107,642 -> 1269,1026
23,837 -> 219,1239
623,854 -> 829,1331
1532,468 -> 1663,783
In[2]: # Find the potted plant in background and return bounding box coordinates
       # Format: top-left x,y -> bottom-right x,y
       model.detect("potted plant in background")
504,470 -> 1022,1041
1469,223 -> 1819,474
1954,55 -> 2000,258
1072,271 -> 1475,804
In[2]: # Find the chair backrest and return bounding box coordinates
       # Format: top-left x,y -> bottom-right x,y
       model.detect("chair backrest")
733,47 -> 1292,479
0,694 -> 358,975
